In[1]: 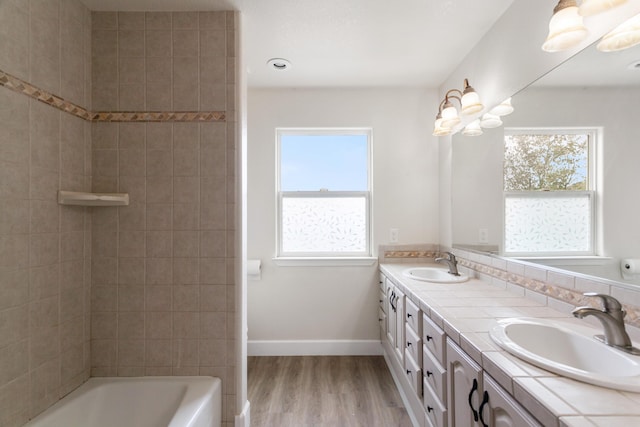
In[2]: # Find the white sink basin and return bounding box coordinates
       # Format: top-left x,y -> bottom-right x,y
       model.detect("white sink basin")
402,267 -> 468,283
490,318 -> 640,391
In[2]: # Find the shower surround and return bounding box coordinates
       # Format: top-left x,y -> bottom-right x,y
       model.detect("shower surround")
0,3 -> 239,426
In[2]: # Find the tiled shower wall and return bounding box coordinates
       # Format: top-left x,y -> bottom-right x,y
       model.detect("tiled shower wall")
89,11 -> 237,426
0,0 -> 93,425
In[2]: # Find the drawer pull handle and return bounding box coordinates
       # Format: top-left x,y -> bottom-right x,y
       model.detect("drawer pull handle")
427,406 -> 434,413
468,378 -> 479,422
425,335 -> 433,341
406,369 -> 412,375
407,342 -> 412,347
407,313 -> 412,319
426,370 -> 433,377
479,390 -> 490,427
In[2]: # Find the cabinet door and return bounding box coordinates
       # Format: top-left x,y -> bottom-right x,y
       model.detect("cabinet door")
386,282 -> 396,348
394,288 -> 406,362
479,374 -> 541,427
447,339 -> 482,427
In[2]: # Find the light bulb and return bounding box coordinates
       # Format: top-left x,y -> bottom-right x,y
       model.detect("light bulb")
578,0 -> 627,16
462,120 -> 483,136
440,105 -> 461,128
480,113 -> 503,129
489,98 -> 514,116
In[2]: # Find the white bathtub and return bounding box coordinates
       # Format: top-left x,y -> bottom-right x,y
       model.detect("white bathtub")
25,376 -> 221,427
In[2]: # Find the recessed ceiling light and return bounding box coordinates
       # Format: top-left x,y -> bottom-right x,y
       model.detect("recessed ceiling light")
627,60 -> 640,70
267,58 -> 291,71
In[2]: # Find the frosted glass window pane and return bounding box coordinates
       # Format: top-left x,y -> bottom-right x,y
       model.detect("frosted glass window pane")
281,197 -> 367,253
504,195 -> 591,253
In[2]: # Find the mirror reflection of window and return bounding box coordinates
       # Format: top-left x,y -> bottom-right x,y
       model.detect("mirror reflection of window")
502,128 -> 597,256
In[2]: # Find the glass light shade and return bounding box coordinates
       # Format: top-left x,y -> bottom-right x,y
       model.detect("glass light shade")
461,91 -> 484,115
578,0 -> 627,16
462,120 -> 483,136
542,5 -> 589,52
480,113 -> 503,129
489,97 -> 514,116
597,13 -> 640,52
432,117 -> 452,136
440,105 -> 461,128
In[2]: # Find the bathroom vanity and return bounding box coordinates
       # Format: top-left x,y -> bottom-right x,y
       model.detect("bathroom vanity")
379,263 -> 640,427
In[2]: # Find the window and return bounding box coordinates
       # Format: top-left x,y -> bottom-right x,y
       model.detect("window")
503,128 -> 597,256
276,129 -> 372,258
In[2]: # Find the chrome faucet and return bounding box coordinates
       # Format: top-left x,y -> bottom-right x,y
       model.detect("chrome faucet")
572,292 -> 635,352
435,252 -> 460,276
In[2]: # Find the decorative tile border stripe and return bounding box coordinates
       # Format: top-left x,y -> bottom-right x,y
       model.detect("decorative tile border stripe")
0,69 -> 225,123
91,111 -> 225,122
384,250 -> 439,258
458,257 -> 640,329
1,69 -> 92,120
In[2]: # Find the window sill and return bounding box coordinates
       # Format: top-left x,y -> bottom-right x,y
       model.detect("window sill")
273,257 -> 378,267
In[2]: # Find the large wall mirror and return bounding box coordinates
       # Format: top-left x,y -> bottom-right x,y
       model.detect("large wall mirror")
452,40 -> 640,286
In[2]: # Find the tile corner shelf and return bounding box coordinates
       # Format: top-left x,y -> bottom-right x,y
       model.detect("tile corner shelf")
58,190 -> 129,207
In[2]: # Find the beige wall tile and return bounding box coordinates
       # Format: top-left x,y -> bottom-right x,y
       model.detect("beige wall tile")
146,124 -> 173,151
92,30 -> 118,57
146,204 -> 173,230
146,150 -> 173,176
173,31 -> 199,57
0,339 -> 29,384
91,285 -> 117,312
146,12 -> 172,30
118,286 -> 144,311
146,83 -> 172,110
145,339 -> 172,366
92,12 -> 117,30
199,30 -> 226,56
173,284 -> 199,310
0,268 -> 29,310
199,258 -> 226,285
200,311 -> 226,339
174,123 -> 199,149
118,312 -> 145,339
118,123 -> 146,150
117,257 -> 145,285
173,203 -> 199,230
118,12 -> 145,30
172,12 -> 198,30
146,258 -> 172,285
174,177 -> 200,204
198,12 -> 226,30
118,231 -> 145,258
173,231 -> 198,257
145,286 -> 172,311
118,204 -> 146,231
173,83 -> 199,111
119,149 -> 146,176
173,258 -> 199,285
118,57 -> 145,84
146,57 -> 172,83
146,230 -> 172,257
146,31 -> 172,58
146,177 -> 173,203
200,56 -> 226,84
119,84 -> 145,110
200,285 -> 226,311
146,311 -> 172,339
173,339 -> 199,367
118,30 -> 145,57
173,312 -> 200,339
118,339 -> 145,366
199,83 -> 226,110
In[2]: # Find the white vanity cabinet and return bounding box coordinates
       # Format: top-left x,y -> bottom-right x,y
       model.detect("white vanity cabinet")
447,339 -> 540,427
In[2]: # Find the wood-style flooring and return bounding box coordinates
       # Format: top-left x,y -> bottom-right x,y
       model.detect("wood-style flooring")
247,356 -> 413,427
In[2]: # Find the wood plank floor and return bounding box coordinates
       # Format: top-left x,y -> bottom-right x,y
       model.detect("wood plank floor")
247,356 -> 413,427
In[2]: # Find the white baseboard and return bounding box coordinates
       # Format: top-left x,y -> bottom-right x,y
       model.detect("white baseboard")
247,339 -> 383,356
234,400 -> 250,427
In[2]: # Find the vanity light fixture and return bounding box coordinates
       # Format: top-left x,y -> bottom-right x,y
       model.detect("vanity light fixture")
542,0 -> 589,52
479,113 -> 503,129
489,97 -> 515,116
597,13 -> 640,51
432,78 -> 484,136
578,0 -> 627,16
462,120 -> 483,136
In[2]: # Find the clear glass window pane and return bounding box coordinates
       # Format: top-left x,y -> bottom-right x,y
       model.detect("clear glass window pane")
504,133 -> 589,191
504,194 -> 591,253
281,196 -> 367,253
280,134 -> 368,191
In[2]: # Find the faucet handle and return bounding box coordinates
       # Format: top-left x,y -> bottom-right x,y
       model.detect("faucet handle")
583,292 -> 623,312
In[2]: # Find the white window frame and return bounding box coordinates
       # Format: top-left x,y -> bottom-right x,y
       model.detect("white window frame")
275,128 -> 374,263
502,127 -> 598,257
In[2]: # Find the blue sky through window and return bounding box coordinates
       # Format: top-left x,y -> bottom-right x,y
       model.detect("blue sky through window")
280,133 -> 368,191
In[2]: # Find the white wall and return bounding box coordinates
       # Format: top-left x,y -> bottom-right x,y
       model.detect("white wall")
247,88 -> 439,353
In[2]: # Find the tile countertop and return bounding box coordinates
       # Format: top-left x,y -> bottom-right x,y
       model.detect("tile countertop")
380,263 -> 640,427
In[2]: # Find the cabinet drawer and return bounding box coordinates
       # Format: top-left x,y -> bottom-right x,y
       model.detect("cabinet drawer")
405,297 -> 421,334
423,380 -> 447,427
405,323 -> 422,365
379,307 -> 386,335
423,313 -> 446,366
423,345 -> 446,404
379,273 -> 386,290
379,289 -> 387,312
404,352 -> 422,397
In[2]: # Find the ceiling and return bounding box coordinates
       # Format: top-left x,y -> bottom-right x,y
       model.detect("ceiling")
80,0 -> 514,88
